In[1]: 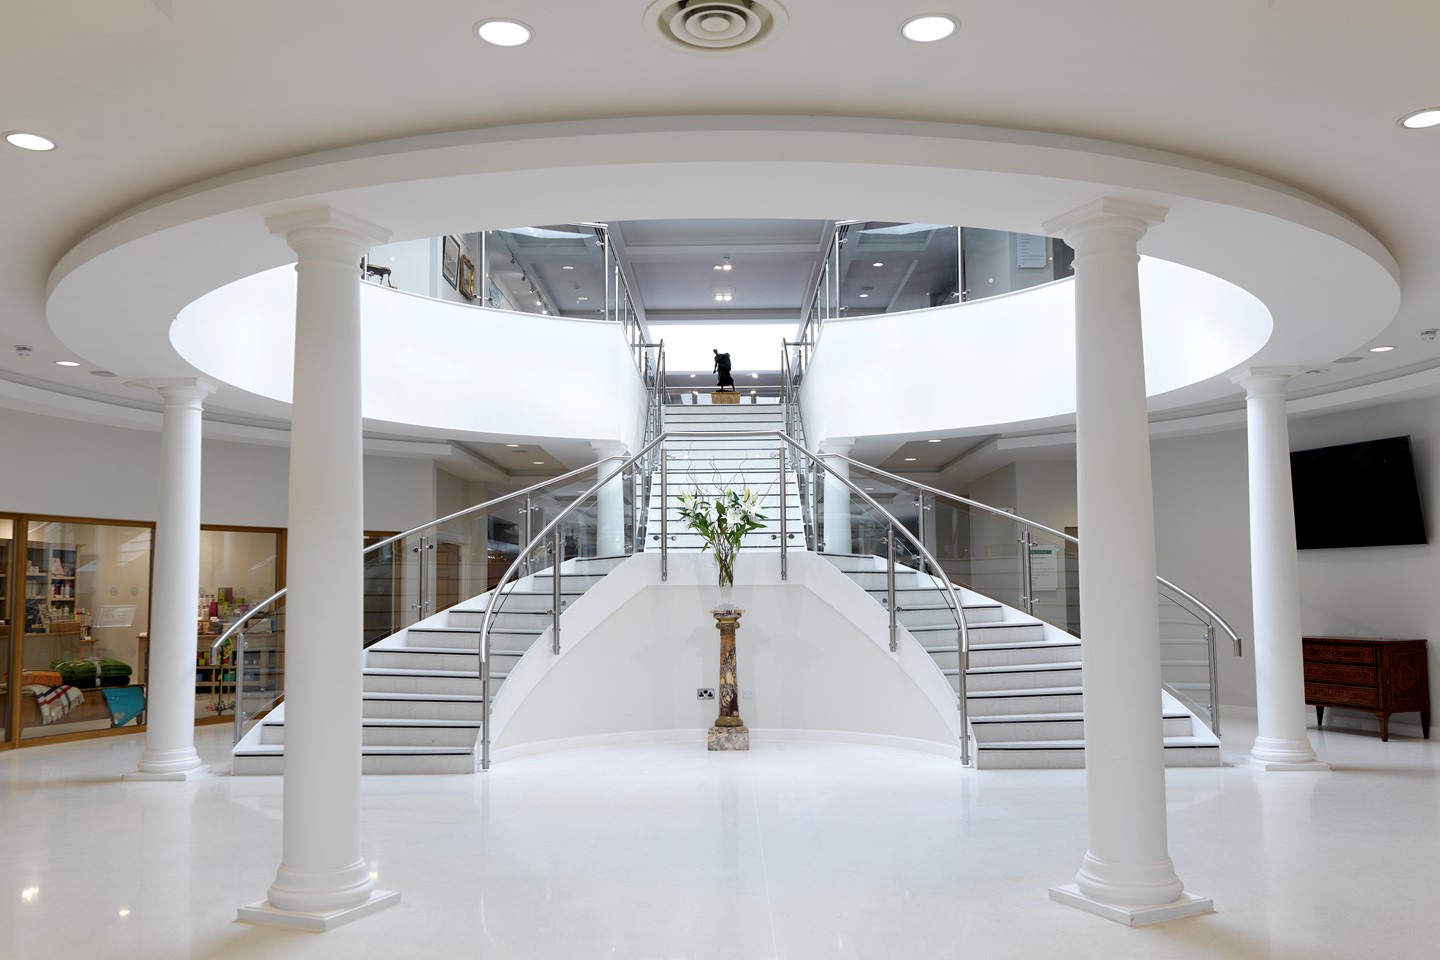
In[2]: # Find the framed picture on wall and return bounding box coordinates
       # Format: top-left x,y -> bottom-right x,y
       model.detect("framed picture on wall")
442,235 -> 460,289
459,254 -> 475,301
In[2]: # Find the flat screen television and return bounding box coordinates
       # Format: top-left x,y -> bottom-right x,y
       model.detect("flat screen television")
1290,435 -> 1427,549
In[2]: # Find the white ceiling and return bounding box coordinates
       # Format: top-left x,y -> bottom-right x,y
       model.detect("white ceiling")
6,0 -> 1440,478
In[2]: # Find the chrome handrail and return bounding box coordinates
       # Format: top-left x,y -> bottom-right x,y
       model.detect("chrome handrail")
834,452 -> 1243,734
477,429 -> 973,767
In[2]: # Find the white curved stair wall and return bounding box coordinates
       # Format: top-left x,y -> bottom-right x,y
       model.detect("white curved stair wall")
490,551 -> 963,762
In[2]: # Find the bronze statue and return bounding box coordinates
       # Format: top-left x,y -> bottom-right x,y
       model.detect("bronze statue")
713,349 -> 735,391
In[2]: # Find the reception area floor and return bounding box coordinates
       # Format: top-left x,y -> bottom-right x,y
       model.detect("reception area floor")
1,714 -> 1434,959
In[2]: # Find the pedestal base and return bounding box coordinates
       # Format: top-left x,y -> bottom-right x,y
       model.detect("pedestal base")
238,890 -> 400,932
708,725 -> 750,751
711,391 -> 740,404
1048,885 -> 1213,926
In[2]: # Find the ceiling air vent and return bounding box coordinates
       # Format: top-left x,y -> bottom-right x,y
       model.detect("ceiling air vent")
643,0 -> 788,52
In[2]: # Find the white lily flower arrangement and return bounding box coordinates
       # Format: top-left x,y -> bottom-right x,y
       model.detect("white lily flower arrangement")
676,486 -> 768,589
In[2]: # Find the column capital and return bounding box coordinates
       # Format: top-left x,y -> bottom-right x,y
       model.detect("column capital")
140,377 -> 217,406
1042,197 -> 1168,244
266,206 -> 391,258
1231,365 -> 1299,397
819,439 -> 854,459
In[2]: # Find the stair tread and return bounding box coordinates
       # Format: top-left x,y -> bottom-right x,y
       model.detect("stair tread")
970,711 -> 1193,724
965,685 -> 1084,697
967,662 -> 1081,674
265,717 -> 483,728
977,737 -> 1216,750
236,744 -> 475,756
968,639 -> 1080,650
362,692 -> 486,702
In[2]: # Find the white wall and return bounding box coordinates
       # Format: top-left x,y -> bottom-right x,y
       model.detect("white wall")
0,408 -> 445,534
491,553 -> 961,757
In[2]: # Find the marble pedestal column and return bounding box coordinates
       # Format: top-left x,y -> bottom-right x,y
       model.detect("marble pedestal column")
707,607 -> 749,750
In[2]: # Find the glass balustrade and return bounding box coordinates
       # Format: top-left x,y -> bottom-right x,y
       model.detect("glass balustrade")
835,456 -> 1238,734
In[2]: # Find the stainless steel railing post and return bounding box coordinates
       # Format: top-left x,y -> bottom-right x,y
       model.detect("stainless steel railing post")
233,632 -> 247,745
1018,528 -> 1035,617
1205,622 -> 1221,736
552,529 -> 562,656
887,531 -> 898,653
779,443 -> 788,581
660,448 -> 669,582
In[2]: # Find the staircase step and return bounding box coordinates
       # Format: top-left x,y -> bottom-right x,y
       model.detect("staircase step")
368,646 -> 480,672
964,686 -> 1085,715
967,639 -> 1082,668
233,744 -> 477,776
969,712 -> 1195,741
364,668 -> 485,696
362,691 -> 486,720
260,717 -> 483,747
965,663 -> 1081,691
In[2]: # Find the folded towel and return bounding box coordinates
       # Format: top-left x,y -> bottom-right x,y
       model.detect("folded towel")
21,670 -> 64,686
25,683 -> 83,724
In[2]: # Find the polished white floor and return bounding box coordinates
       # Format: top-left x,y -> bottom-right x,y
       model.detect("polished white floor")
1,715 -> 1436,960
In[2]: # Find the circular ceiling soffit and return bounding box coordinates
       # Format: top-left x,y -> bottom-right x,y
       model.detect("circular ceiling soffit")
643,0 -> 788,52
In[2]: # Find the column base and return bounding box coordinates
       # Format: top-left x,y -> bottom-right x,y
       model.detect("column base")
238,890 -> 400,932
1242,755 -> 1332,772
123,765 -> 211,782
1249,736 -> 1326,768
1049,884 -> 1213,926
708,724 -> 750,751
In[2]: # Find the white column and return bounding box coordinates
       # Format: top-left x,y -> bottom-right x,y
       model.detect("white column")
1043,198 -> 1211,924
239,207 -> 398,931
592,442 -> 629,558
1233,368 -> 1328,770
821,440 -> 854,555
127,379 -> 215,780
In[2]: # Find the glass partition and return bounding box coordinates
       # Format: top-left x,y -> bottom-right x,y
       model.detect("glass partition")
0,517 -> 12,745
961,227 -> 1074,301
196,527 -> 282,722
20,518 -> 153,740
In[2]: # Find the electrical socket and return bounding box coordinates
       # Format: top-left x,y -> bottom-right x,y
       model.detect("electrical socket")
697,688 -> 715,700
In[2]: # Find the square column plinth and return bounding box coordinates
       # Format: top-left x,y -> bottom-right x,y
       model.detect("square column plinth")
708,725 -> 750,751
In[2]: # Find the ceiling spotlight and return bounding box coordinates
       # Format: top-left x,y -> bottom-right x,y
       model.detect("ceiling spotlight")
904,457 -> 918,462
577,296 -> 589,302
927,439 -> 941,443
475,18 -> 533,46
5,132 -> 56,151
55,360 -> 81,367
859,293 -> 870,298
532,460 -> 546,465
872,261 -> 884,267
751,372 -> 759,378
1369,345 -> 1396,353
689,373 -> 697,378
1399,107 -> 1440,129
562,264 -> 574,270
901,14 -> 957,42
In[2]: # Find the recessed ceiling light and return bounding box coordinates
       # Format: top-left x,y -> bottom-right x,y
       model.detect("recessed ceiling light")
475,19 -> 532,46
577,296 -> 588,302
1369,345 -> 1396,353
927,439 -> 941,443
90,370 -> 117,377
689,373 -> 697,378
858,293 -> 870,298
506,443 -> 521,448
532,460 -> 545,465
562,264 -> 574,270
1334,356 -> 1363,363
901,14 -> 957,43
751,372 -> 759,378
55,360 -> 80,367
904,457 -> 917,462
872,261 -> 884,267
1399,107 -> 1440,129
5,132 -> 55,151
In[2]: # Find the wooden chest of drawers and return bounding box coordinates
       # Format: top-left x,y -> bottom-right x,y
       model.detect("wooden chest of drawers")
1302,636 -> 1430,741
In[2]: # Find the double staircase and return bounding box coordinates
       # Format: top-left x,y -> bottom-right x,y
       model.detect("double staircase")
233,400 -> 1222,773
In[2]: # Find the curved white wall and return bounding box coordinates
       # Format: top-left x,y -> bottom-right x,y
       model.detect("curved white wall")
173,266 -> 648,447
801,257 -> 1272,442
